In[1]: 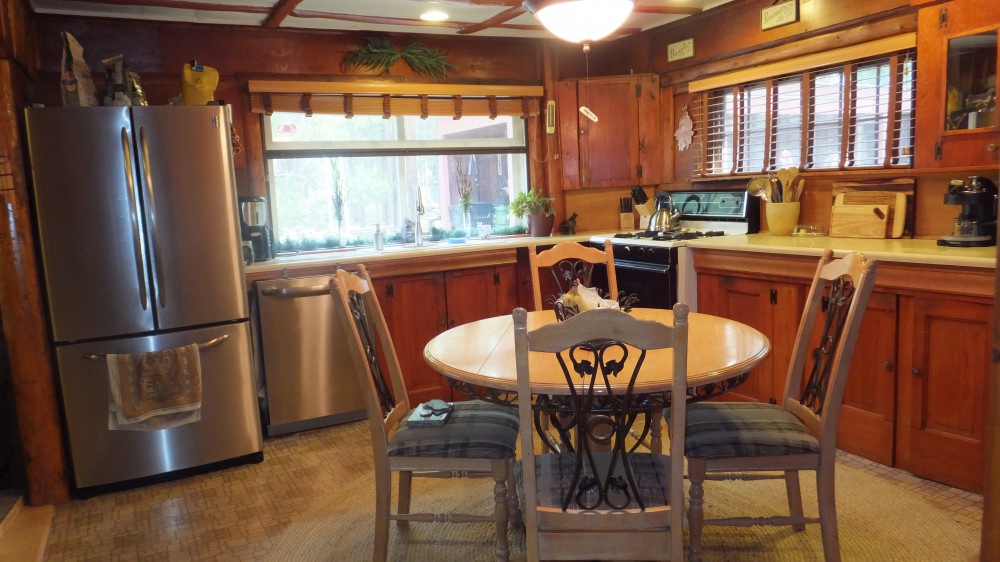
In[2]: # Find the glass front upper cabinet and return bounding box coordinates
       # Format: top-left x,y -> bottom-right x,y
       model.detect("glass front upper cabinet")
944,31 -> 997,131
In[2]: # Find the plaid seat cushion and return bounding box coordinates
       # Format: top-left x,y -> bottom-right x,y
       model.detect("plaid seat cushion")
388,400 -> 518,459
685,402 -> 820,460
519,452 -> 672,510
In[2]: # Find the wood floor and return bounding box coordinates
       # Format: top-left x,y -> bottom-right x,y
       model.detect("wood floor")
0,420 -> 984,561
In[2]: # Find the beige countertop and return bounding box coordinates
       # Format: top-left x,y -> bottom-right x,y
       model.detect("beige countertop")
244,232 -> 599,275
685,234 -> 997,269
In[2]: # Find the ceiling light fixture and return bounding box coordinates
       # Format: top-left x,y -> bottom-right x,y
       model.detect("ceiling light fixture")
420,9 -> 449,22
523,0 -> 635,44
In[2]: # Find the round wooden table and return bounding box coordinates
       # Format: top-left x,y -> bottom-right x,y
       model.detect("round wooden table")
424,307 -> 771,399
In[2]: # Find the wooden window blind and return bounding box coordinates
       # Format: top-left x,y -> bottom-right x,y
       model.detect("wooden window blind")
693,47 -> 916,176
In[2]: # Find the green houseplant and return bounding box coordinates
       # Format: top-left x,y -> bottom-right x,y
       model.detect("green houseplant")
510,188 -> 555,237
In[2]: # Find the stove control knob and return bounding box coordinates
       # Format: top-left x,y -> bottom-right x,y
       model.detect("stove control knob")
637,247 -> 647,258
623,246 -> 631,257
647,248 -> 657,261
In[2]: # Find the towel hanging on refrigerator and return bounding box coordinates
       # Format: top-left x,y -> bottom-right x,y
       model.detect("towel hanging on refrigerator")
107,343 -> 203,430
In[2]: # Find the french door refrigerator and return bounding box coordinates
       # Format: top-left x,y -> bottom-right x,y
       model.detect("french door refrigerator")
24,106 -> 263,490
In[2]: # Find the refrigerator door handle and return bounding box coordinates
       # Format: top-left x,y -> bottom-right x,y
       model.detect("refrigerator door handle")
121,126 -> 149,311
81,333 -> 231,360
138,126 -> 167,310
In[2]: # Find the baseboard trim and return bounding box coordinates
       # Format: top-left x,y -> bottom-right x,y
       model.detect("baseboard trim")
0,498 -> 53,562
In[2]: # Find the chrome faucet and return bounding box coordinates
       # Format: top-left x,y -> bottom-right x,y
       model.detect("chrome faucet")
415,185 -> 425,246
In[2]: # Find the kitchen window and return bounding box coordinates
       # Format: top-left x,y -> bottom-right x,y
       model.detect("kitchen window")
250,81 -> 542,254
694,47 -> 916,175
263,113 -> 529,252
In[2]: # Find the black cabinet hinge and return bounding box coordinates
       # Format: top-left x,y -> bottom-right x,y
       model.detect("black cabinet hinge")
939,7 -> 948,28
386,284 -> 394,298
769,288 -> 777,305
637,164 -> 643,178
493,271 -> 500,285
821,296 -> 829,312
635,84 -> 641,98
934,140 -> 943,160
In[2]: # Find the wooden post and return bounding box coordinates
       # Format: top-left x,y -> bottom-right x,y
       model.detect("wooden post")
0,60 -> 70,505
984,213 -> 1000,560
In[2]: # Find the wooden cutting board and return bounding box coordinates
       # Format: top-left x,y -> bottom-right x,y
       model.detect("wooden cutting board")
834,191 -> 906,238
830,204 -> 889,238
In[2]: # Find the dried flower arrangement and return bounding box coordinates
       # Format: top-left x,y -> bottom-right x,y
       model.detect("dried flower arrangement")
343,37 -> 453,80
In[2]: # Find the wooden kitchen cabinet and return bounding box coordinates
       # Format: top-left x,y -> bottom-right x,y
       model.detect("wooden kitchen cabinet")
915,0 -> 1000,168
897,295 -> 992,492
696,273 -> 804,404
375,264 -> 519,404
556,73 -> 662,189
837,291 -> 898,466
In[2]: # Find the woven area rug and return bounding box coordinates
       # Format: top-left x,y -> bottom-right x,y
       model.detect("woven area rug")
265,459 -> 980,562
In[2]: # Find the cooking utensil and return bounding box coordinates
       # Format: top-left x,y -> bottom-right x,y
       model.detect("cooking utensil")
747,177 -> 769,201
647,195 -> 680,232
631,186 -> 648,205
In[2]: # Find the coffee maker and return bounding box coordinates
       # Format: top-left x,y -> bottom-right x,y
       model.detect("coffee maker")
239,196 -> 275,261
937,176 -> 998,247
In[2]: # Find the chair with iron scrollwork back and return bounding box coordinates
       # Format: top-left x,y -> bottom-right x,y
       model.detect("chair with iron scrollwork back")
513,304 -> 688,561
528,240 -> 618,311
330,265 -> 519,562
683,250 -> 878,562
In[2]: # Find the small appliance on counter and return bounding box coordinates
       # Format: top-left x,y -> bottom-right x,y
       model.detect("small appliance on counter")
937,176 -> 998,247
239,195 -> 275,261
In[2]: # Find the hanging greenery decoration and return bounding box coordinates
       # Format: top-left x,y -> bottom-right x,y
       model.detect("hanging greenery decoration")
344,37 -> 453,80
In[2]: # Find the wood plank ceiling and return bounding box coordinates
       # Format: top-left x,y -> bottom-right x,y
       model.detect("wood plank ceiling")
30,0 -> 732,39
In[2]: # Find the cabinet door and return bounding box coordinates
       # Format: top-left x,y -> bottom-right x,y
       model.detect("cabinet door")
915,1 -> 1000,168
374,274 -> 451,405
444,264 -> 520,326
557,74 -> 661,189
697,274 -> 800,404
898,295 -> 992,492
837,291 -> 898,466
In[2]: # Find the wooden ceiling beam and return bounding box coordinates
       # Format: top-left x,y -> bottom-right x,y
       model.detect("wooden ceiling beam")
291,10 -> 466,28
632,6 -> 702,15
458,5 -> 525,35
56,0 -> 271,14
263,0 -> 302,28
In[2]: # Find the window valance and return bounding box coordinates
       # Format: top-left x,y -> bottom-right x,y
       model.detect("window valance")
248,80 -> 544,119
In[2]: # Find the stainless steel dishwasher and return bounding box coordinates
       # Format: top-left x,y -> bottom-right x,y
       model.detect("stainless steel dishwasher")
255,275 -> 366,436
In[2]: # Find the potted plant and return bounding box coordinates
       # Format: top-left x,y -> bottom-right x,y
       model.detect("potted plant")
510,188 -> 555,237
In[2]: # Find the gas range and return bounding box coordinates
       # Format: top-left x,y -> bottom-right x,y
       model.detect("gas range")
591,189 -> 760,254
588,190 -> 759,311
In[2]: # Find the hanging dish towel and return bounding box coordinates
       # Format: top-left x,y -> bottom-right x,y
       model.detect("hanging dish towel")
107,343 -> 203,431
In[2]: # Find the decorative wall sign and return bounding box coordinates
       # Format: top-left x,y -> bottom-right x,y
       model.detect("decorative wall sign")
761,1 -> 798,31
667,38 -> 695,62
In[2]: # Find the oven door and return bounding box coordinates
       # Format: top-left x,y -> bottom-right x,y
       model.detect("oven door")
593,259 -> 677,310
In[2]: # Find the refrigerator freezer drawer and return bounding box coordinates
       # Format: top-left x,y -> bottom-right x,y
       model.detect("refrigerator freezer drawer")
256,276 -> 366,436
56,322 -> 263,489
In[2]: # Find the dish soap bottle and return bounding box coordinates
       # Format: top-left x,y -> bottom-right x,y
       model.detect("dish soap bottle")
374,224 -> 384,251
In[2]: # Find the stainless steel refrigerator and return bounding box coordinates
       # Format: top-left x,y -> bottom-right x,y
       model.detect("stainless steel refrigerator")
24,106 -> 263,490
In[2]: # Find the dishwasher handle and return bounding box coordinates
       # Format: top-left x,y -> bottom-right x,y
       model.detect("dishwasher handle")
259,284 -> 331,298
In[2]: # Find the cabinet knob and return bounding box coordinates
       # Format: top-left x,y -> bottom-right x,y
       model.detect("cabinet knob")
911,367 -> 921,377
987,143 -> 997,153
883,361 -> 893,372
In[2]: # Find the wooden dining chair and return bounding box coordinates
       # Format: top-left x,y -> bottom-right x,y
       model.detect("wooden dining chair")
513,304 -> 689,561
528,240 -> 618,311
330,265 -> 520,562
683,250 -> 878,562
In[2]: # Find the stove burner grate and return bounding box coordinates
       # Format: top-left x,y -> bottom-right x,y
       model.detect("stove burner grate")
613,230 -> 726,241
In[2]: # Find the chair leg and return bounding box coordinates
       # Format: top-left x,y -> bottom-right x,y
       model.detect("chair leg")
506,457 -> 521,527
374,466 -> 392,562
784,470 -> 806,532
817,462 -> 842,562
687,458 -> 707,562
492,459 -> 511,562
397,470 -> 412,530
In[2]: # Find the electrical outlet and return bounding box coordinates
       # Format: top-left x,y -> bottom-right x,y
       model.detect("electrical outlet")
546,100 -> 556,134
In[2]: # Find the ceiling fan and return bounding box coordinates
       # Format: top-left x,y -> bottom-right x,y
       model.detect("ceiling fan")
452,0 -> 702,38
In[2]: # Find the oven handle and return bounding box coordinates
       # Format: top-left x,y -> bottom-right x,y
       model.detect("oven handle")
614,260 -> 673,275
